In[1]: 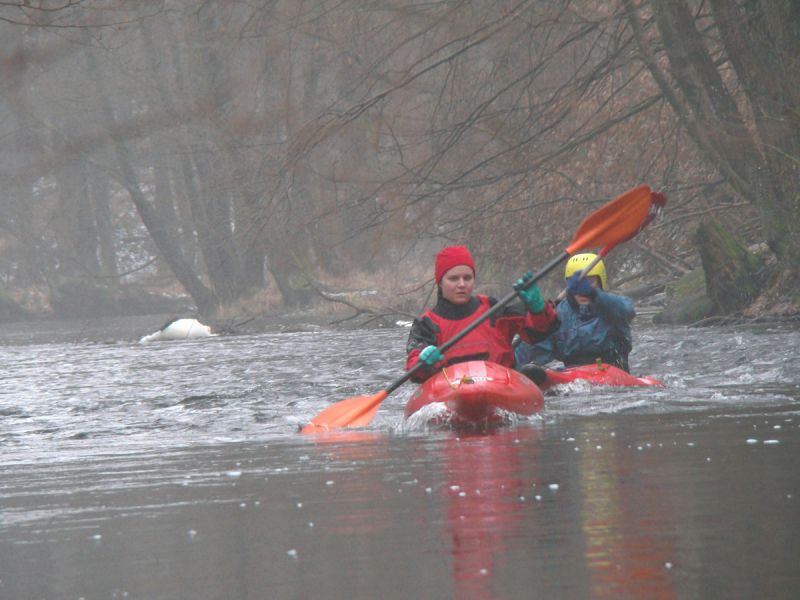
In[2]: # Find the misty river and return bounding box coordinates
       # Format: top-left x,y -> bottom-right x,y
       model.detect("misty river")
1,317 -> 799,599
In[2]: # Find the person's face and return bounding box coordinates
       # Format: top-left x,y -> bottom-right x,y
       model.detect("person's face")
441,265 -> 474,304
574,275 -> 602,305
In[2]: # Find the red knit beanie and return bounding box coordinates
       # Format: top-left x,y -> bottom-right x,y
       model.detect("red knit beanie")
435,246 -> 476,284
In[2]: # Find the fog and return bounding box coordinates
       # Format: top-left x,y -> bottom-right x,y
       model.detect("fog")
1,1 -> 796,319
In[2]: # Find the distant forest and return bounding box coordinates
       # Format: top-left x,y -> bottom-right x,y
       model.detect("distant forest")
1,1 -> 797,317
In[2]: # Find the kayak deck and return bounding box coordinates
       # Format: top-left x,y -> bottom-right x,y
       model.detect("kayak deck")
405,361 -> 544,426
534,362 -> 663,392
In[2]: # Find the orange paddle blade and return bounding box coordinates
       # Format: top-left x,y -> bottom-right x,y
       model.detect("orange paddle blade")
566,185 -> 652,254
301,390 -> 388,434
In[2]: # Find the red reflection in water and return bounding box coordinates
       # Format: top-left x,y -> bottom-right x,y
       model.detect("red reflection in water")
442,427 -> 541,600
439,425 -> 680,599
577,424 -> 679,599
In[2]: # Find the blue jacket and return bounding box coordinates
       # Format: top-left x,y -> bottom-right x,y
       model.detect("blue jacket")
515,290 -> 635,371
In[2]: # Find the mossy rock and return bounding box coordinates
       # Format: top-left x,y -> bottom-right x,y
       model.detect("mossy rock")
696,219 -> 765,314
653,268 -> 713,325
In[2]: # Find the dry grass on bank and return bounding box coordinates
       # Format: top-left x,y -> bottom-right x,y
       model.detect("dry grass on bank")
215,265 -> 436,326
213,261 -> 571,327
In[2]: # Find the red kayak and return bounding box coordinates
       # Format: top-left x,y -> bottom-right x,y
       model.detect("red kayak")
404,360 -> 544,426
529,362 -> 663,392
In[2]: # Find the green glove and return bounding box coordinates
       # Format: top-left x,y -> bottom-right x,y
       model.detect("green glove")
513,271 -> 545,313
419,345 -> 444,366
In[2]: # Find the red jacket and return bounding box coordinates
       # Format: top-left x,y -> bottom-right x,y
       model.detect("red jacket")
406,294 -> 558,382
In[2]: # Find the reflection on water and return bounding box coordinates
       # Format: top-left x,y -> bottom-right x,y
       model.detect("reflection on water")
441,428 -> 542,600
576,420 -> 678,599
1,321 -> 799,598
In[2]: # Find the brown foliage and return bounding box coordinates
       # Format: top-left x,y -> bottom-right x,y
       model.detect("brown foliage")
2,0 -> 796,316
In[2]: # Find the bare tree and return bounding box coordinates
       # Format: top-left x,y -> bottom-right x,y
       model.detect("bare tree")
1,0 -> 795,318
626,0 -> 799,276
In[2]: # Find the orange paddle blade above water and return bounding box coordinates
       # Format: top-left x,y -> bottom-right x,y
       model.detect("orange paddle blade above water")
301,390 -> 388,434
566,185 -> 652,254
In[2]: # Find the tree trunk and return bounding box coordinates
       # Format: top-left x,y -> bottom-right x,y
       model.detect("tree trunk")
83,36 -> 218,314
51,157 -> 99,278
707,0 -> 800,265
630,0 -> 800,283
156,11 -> 250,304
89,170 -> 118,278
695,219 -> 765,314
2,28 -> 50,286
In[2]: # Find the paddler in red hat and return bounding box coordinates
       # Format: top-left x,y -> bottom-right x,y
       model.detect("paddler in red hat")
406,245 -> 558,382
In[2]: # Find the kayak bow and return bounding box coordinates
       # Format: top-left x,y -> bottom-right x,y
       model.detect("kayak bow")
533,362 -> 663,392
404,361 -> 544,427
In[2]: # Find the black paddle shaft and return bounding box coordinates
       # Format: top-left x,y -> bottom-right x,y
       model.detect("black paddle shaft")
385,250 -> 570,395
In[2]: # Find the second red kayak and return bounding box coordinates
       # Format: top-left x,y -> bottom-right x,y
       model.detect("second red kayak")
405,360 -> 544,426
532,362 -> 663,392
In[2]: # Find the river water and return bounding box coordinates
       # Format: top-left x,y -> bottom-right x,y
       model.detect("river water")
1,316 -> 799,599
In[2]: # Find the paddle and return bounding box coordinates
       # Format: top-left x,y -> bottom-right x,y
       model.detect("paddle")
301,184 -> 657,433
556,191 -> 667,300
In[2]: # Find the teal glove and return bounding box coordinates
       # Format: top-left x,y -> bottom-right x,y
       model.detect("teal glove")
419,345 -> 444,366
513,270 -> 545,313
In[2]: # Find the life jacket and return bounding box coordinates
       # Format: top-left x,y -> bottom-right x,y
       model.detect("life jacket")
515,290 -> 635,372
420,295 -> 520,368
552,291 -> 634,370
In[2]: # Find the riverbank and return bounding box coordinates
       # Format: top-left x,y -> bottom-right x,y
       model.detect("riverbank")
2,298 -> 799,349
3,273 -> 800,345
0,306 -> 398,346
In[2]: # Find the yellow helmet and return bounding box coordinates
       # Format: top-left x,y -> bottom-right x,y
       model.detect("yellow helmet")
565,253 -> 606,290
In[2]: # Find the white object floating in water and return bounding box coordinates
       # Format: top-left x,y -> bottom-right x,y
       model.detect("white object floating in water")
139,318 -> 216,343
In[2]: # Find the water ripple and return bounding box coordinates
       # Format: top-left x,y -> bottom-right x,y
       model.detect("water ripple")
1,322 -> 799,464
